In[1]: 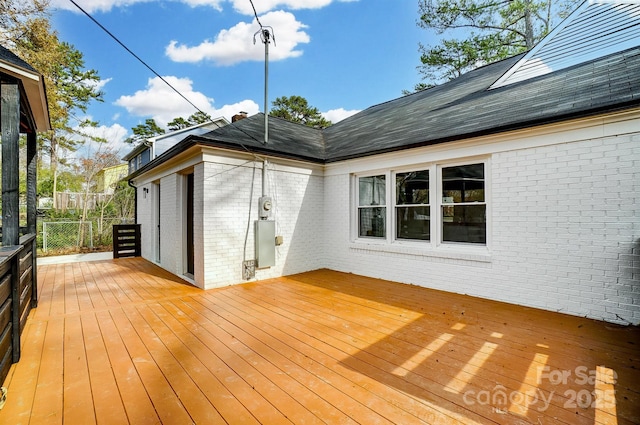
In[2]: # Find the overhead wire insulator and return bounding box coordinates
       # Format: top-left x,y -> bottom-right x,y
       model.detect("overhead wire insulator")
253,26 -> 276,46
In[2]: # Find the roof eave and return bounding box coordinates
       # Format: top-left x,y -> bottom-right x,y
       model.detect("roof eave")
0,59 -> 51,132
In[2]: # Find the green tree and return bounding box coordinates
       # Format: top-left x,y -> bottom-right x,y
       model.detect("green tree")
270,96 -> 331,129
73,146 -> 120,244
167,111 -> 212,131
167,117 -> 190,131
125,118 -> 165,144
0,0 -> 49,48
415,0 -> 576,87
13,18 -> 103,208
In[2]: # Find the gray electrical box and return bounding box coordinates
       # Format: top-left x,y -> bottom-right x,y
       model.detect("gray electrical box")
255,220 -> 275,268
258,196 -> 272,219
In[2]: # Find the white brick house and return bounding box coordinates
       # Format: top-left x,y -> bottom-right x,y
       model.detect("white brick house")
127,0 -> 640,325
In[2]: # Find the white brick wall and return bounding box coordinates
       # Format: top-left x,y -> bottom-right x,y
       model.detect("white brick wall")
491,134 -> 639,323
198,159 -> 324,289
133,117 -> 639,325
324,129 -> 640,325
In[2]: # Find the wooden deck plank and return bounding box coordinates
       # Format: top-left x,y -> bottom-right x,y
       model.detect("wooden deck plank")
62,315 -> 95,425
72,262 -> 95,313
197,290 -> 466,425
62,264 -> 81,316
286,272 -> 640,423
93,309 -> 161,425
158,303 -> 289,424
301,272 -> 639,358
145,303 -> 262,425
153,300 -> 291,425
32,263 -> 54,320
123,304 -> 228,425
1,260 -> 638,425
251,279 -> 584,422
78,261 -> 107,312
93,261 -> 138,307
108,307 -> 195,425
167,298 -> 324,424
175,296 -> 374,425
214,282 -> 492,425
46,264 -> 66,318
0,317 -> 46,424
81,312 -> 129,425
28,317 -> 64,424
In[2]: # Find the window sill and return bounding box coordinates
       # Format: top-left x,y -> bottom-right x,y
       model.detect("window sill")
349,240 -> 492,263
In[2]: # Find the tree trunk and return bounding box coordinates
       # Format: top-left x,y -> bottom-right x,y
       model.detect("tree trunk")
524,0 -> 535,49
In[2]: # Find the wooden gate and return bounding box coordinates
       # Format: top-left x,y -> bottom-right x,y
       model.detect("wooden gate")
112,224 -> 141,258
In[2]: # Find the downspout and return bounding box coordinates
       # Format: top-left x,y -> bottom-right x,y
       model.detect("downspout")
128,179 -> 137,223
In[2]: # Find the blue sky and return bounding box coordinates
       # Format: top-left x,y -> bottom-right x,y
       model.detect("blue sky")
48,0 -> 430,156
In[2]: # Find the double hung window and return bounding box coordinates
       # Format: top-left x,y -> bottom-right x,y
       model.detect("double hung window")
357,175 -> 386,238
396,170 -> 430,241
355,160 -> 487,246
441,164 -> 486,244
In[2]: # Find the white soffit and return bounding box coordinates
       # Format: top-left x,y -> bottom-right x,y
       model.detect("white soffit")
491,0 -> 640,89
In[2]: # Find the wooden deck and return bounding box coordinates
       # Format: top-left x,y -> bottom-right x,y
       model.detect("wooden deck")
0,258 -> 638,424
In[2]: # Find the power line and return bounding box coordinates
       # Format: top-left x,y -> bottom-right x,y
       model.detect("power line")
248,0 -> 263,28
68,0 -> 268,155
68,0 -> 208,118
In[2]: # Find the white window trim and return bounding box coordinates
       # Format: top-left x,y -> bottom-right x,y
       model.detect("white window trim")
352,157 -> 491,260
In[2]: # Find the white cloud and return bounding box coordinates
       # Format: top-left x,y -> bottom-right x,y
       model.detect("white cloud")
62,121 -> 129,162
230,0 -> 356,15
114,75 -> 259,124
52,0 -> 148,13
166,11 -> 309,65
323,107 -> 359,123
53,0 -> 224,13
54,0 -> 353,14
91,77 -> 112,91
230,0 -> 330,15
211,99 -> 260,122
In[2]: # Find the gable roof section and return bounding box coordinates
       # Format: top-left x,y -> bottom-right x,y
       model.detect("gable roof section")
323,53 -> 523,161
491,0 -> 640,88
0,45 -> 50,132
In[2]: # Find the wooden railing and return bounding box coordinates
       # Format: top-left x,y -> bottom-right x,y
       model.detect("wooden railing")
0,234 -> 37,386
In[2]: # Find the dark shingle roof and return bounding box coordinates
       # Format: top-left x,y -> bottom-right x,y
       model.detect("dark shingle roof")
133,45 -> 640,176
195,114 -> 325,163
322,53 -> 525,161
0,45 -> 38,75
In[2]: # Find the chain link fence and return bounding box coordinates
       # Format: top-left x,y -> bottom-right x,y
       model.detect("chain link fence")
38,218 -> 134,256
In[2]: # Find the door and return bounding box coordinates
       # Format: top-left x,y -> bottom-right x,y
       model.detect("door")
155,182 -> 161,263
185,173 -> 194,276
